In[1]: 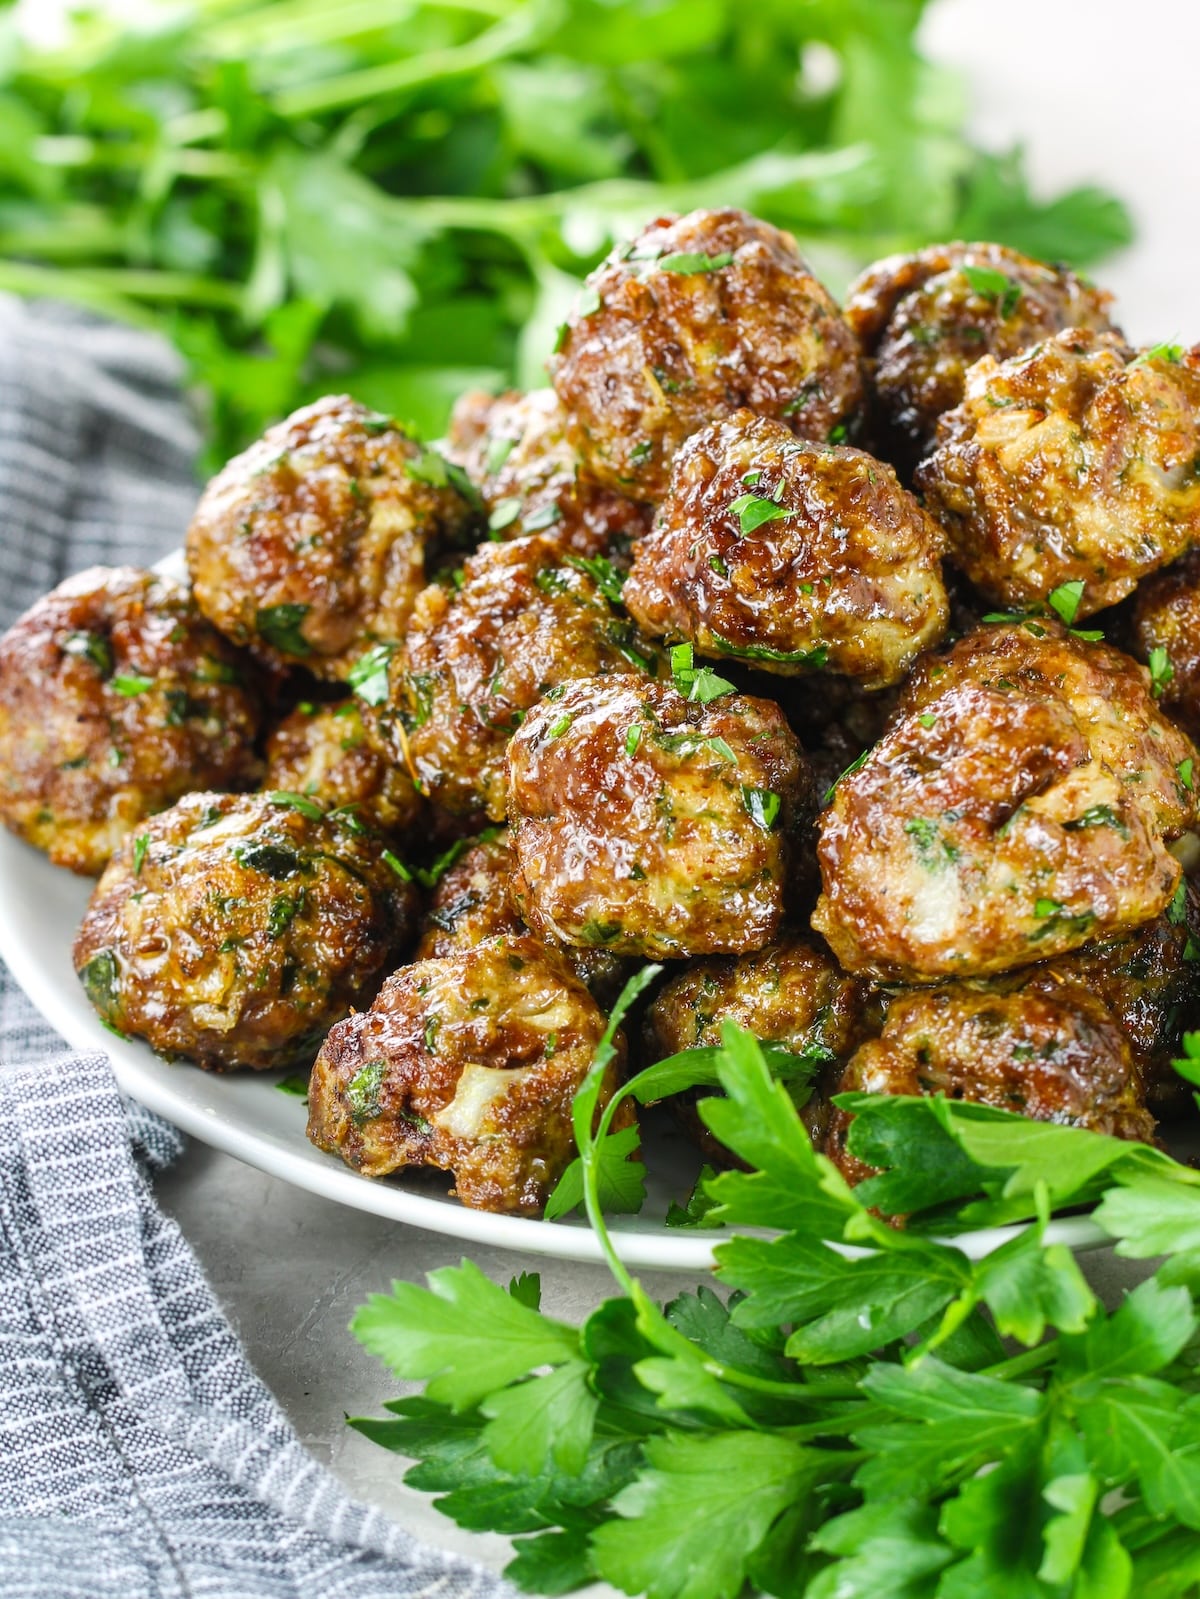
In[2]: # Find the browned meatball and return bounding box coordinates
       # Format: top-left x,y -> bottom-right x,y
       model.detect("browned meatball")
550,208 -> 862,501
445,388 -> 652,555
1133,551 -> 1200,741
812,621 -> 1198,982
0,566 -> 261,876
376,532 -> 666,821
186,396 -> 478,680
915,332 -> 1200,618
643,936 -> 866,1159
264,699 -> 422,839
73,791 -> 417,1071
845,242 -> 1116,469
306,933 -> 626,1213
825,978 -> 1155,1189
506,676 -> 809,958
623,412 -> 948,688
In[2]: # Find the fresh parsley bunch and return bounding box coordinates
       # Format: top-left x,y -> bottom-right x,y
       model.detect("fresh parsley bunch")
1,0 -> 1131,469
349,973 -> 1200,1599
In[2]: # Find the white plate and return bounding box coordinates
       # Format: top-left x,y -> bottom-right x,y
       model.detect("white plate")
0,555 -> 1110,1270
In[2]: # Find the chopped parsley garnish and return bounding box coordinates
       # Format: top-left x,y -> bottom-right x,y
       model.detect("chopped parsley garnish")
235,841 -> 303,879
132,833 -> 149,876
1148,645 -> 1175,697
267,790 -> 326,821
523,501 -> 562,532
741,787 -> 781,830
382,849 -> 414,882
624,724 -> 642,757
1131,341 -> 1184,368
348,643 -> 396,707
728,491 -> 793,535
960,262 -> 1023,316
1063,804 -> 1130,839
823,746 -> 871,802
711,634 -> 827,669
547,712 -> 575,739
566,553 -> 626,604
62,630 -> 114,678
78,949 -> 120,1027
276,1074 -> 309,1099
1168,878 -> 1189,926
267,893 -> 299,939
1178,758 -> 1194,793
655,249 -> 734,274
256,603 -> 311,656
630,439 -> 653,465
413,826 -> 503,891
1046,579 -> 1085,627
670,642 -> 735,704
111,673 -> 155,697
917,712 -> 937,730
346,1058 -> 387,1123
487,496 -> 522,534
484,434 -> 516,475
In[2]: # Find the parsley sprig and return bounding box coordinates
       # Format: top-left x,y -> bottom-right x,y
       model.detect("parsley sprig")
352,974 -> 1200,1599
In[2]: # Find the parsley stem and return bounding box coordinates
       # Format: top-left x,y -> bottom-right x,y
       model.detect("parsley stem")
979,1343 -> 1057,1382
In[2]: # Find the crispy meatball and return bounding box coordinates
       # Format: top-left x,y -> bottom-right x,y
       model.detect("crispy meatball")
915,331 -> 1200,618
825,978 -> 1155,1189
73,791 -> 417,1071
643,936 -> 866,1159
812,621 -> 1198,982
445,388 -> 652,555
186,396 -> 478,680
623,412 -> 948,688
306,933 -> 625,1213
0,566 -> 261,876
264,699 -> 422,839
506,676 -> 809,958
845,242 -> 1116,470
376,532 -> 666,821
416,829 -> 632,1005
1133,551 -> 1200,741
550,208 -> 862,502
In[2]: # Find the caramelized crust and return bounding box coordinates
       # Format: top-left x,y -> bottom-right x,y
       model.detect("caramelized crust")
916,331 -> 1200,616
623,412 -> 948,688
0,566 -> 261,875
264,699 -> 423,839
551,208 -> 862,501
306,933 -> 625,1213
1133,550 -> 1200,742
813,621 -> 1198,981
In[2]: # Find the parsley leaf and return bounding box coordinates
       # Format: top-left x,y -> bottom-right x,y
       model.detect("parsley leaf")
728,492 -> 793,535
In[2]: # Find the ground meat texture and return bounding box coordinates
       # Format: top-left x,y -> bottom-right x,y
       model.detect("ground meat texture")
376,532 -> 666,821
72,791 -> 417,1071
914,331 -> 1200,618
186,395 -> 478,680
550,208 -> 862,502
445,388 -> 652,556
623,412 -> 948,689
812,621 -> 1198,982
264,699 -> 423,839
305,933 -> 625,1214
506,676 -> 809,958
1133,551 -> 1200,741
825,979 -> 1155,1189
845,242 -> 1116,471
642,937 -> 865,1160
417,829 -> 632,1005
0,566 -> 261,876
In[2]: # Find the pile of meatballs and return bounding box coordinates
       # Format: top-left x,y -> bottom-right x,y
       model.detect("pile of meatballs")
4,207 -> 1200,1217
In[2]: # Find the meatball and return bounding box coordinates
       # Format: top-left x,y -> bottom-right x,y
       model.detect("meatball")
376,532 -> 666,821
623,412 -> 949,688
0,566 -> 261,876
73,791 -> 417,1071
915,331 -> 1200,618
642,936 -> 865,1159
264,699 -> 422,839
506,676 -> 809,958
445,388 -> 652,555
550,208 -> 862,501
825,978 -> 1156,1189
306,934 -> 625,1213
1133,551 -> 1200,741
186,395 -> 478,680
812,620 -> 1198,982
845,241 -> 1116,469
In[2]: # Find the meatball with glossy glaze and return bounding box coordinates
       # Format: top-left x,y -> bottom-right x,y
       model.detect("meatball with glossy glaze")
915,331 -> 1200,617
813,621 -> 1198,982
1133,551 -> 1200,741
506,676 -> 809,958
186,396 -> 478,679
73,791 -> 417,1070
306,933 -> 626,1213
0,566 -> 261,875
264,699 -> 422,839
377,532 -> 666,821
825,978 -> 1155,1189
445,388 -> 652,555
845,242 -> 1116,469
551,208 -> 862,501
623,412 -> 948,688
